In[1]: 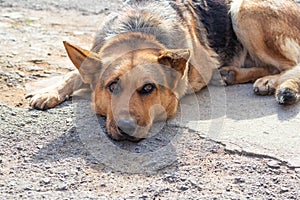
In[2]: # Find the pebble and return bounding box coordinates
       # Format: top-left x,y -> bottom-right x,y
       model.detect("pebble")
163,174 -> 177,183
30,113 -> 39,118
23,187 -> 32,191
267,160 -> 281,169
280,186 -> 289,193
24,66 -> 43,72
66,118 -> 72,123
16,71 -> 26,78
234,177 -> 245,184
177,185 -> 189,191
16,146 -> 23,151
10,111 -> 17,116
41,177 -> 51,184
55,183 -> 68,191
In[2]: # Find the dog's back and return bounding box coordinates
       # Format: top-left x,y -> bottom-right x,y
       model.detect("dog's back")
92,0 -> 188,52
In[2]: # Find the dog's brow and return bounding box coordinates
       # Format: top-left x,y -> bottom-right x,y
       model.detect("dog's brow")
103,76 -> 120,87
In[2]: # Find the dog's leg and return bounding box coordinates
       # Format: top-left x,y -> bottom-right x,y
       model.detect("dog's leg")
253,65 -> 300,105
218,66 -> 273,85
26,71 -> 88,110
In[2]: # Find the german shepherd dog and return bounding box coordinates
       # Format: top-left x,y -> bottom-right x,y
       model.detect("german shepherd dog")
27,0 -> 300,141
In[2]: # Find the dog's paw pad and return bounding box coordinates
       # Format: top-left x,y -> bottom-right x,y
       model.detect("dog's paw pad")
26,92 -> 63,110
219,69 -> 236,85
276,88 -> 299,105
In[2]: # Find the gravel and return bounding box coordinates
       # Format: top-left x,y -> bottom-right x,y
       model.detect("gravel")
1,100 -> 299,199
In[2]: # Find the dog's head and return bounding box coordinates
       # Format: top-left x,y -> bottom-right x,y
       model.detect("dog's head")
64,40 -> 190,141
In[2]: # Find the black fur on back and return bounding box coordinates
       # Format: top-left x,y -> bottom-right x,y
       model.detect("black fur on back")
192,0 -> 243,65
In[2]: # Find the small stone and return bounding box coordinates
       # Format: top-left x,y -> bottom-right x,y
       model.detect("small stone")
226,185 -> 232,192
267,160 -> 281,169
16,71 -> 26,78
16,103 -> 23,107
126,195 -> 136,199
177,185 -> 189,191
24,66 -> 43,72
44,70 -> 53,74
56,184 -> 68,191
139,195 -> 148,200
41,178 -> 51,184
30,113 -> 39,118
66,118 -> 72,123
23,187 -> 32,191
16,147 -> 23,151
265,189 -> 271,195
10,112 -> 17,116
234,177 -> 245,184
280,186 -> 289,193
163,174 -> 177,183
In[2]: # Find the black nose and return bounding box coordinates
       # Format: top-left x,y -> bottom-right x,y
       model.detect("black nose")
117,119 -> 137,135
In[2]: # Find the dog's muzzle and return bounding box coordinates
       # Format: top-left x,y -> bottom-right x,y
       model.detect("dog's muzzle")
117,118 -> 137,137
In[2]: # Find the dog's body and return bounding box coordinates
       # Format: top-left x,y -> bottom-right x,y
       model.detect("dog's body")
27,0 -> 300,140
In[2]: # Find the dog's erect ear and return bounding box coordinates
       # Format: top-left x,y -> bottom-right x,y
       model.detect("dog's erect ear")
63,41 -> 102,86
158,49 -> 191,76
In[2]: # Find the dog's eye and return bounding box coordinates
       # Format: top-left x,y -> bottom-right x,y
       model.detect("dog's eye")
140,83 -> 155,95
108,81 -> 120,94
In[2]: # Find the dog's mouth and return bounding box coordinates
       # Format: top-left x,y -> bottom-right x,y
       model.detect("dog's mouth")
117,128 -> 143,142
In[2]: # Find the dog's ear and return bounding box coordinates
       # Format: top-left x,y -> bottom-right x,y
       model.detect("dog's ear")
63,41 -> 102,86
158,49 -> 191,76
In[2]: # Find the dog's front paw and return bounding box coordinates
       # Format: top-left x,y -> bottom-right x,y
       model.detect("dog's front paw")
219,67 -> 237,85
26,91 -> 65,110
276,88 -> 299,105
253,76 -> 277,96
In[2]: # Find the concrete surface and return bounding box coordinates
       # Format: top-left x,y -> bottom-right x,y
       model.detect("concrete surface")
171,84 -> 300,167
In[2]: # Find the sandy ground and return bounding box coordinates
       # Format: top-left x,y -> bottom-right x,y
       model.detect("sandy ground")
1,1 -> 300,199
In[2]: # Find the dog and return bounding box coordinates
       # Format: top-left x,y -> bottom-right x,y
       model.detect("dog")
26,0 -> 300,141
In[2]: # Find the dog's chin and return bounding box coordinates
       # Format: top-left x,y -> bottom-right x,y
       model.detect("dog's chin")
106,127 -> 144,142
117,128 -> 144,142
106,120 -> 151,142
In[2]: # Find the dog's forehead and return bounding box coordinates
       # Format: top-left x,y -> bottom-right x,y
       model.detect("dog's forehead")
101,50 -> 164,84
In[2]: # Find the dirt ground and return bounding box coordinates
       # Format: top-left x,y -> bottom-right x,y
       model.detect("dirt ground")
1,1 -> 300,199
